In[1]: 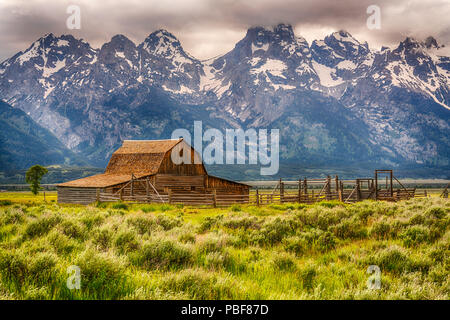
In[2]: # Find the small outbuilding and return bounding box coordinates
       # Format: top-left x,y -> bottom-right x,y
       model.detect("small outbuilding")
57,138 -> 249,204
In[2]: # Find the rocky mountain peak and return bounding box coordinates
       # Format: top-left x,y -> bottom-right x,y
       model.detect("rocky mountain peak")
424,36 -> 439,49
99,34 -> 137,58
141,29 -> 184,56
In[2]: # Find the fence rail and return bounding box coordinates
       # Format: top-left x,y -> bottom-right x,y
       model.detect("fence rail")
95,187 -> 431,207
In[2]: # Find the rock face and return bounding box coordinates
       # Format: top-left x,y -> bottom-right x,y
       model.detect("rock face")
0,100 -> 86,171
0,24 -> 449,172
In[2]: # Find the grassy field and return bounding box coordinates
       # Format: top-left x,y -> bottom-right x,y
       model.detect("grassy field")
0,192 -> 448,300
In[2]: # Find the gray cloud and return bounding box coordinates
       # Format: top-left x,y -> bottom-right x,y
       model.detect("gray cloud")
0,0 -> 449,62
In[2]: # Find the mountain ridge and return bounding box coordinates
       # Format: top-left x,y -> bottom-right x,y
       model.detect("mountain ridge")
0,24 -> 449,174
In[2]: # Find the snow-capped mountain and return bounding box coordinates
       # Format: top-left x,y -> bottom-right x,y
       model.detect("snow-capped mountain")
0,24 -> 449,172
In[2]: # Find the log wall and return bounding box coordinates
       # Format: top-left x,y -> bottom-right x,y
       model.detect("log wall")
57,187 -> 99,205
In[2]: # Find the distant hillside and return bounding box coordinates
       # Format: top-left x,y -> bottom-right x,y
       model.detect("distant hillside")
0,100 -> 87,172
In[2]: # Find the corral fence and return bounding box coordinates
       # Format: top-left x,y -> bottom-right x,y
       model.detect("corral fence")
93,173 -> 441,207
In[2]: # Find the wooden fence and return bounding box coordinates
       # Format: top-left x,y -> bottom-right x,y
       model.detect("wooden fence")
56,173 -> 448,206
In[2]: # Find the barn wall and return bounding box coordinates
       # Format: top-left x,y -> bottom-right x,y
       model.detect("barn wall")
158,141 -> 207,176
206,176 -> 249,195
57,187 -> 98,205
155,174 -> 205,193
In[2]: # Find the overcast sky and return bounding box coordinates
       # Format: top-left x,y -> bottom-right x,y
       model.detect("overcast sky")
1,0 -> 449,62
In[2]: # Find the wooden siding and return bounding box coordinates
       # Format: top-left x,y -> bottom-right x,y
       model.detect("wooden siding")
206,175 -> 249,195
57,187 -> 98,205
157,141 -> 207,176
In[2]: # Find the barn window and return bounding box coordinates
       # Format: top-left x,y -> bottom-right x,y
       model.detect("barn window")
191,186 -> 196,191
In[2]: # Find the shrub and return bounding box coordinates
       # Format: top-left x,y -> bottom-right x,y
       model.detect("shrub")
230,204 -> 242,212
75,249 -> 128,298
80,213 -> 104,230
46,230 -> 78,255
0,200 -> 12,206
271,252 -> 296,271
197,232 -> 231,253
94,201 -> 107,208
126,215 -> 158,235
130,239 -> 193,270
0,250 -> 28,285
269,204 -> 295,211
370,220 -> 391,239
299,264 -> 317,291
114,229 -> 140,254
367,246 -> 410,274
140,204 -> 158,213
316,231 -> 337,252
318,201 -> 342,209
251,217 -> 300,246
198,215 -> 223,233
427,244 -> 449,263
178,232 -> 196,244
0,208 -> 25,225
91,227 -> 114,251
161,269 -> 236,299
160,204 -> 174,212
111,202 -> 128,210
59,220 -> 86,240
222,215 -> 261,230
28,252 -> 57,284
409,213 -> 426,226
25,214 -> 61,238
156,215 -> 182,231
282,236 -> 307,256
204,251 -> 233,270
297,229 -> 337,252
425,207 -> 446,220
331,219 -> 367,240
400,226 -> 430,247
24,286 -> 50,300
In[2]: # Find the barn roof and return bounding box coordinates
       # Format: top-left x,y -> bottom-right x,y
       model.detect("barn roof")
56,173 -> 147,188
105,139 -> 182,175
58,139 -> 183,188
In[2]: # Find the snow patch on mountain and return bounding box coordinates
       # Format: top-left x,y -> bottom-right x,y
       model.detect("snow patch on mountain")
252,42 -> 269,54
251,59 -> 287,78
42,58 -> 66,77
312,61 -> 344,87
336,60 -> 357,70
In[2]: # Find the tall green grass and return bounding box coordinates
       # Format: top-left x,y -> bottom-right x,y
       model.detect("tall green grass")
0,197 -> 448,299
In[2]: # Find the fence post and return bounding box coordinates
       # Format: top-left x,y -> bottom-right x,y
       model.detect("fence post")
256,188 -> 260,206
131,174 -> 134,197
326,176 -> 331,200
96,188 -> 100,202
168,189 -> 172,204
298,179 -> 302,203
120,189 -> 123,201
280,179 -> 284,203
356,179 -> 361,201
43,191 -> 46,202
213,189 -> 217,208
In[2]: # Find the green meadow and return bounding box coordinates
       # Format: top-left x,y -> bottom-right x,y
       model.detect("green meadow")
0,192 -> 448,300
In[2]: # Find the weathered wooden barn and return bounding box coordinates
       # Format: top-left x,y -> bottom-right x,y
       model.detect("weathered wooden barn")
57,139 -> 250,204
